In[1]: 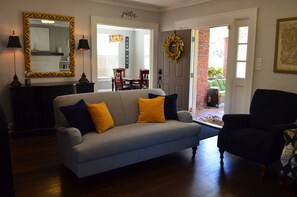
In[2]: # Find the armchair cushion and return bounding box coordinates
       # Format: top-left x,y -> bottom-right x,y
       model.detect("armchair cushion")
224,128 -> 269,151
250,89 -> 297,130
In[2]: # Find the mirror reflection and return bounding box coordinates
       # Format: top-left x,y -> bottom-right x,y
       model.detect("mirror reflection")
30,18 -> 70,72
23,12 -> 75,77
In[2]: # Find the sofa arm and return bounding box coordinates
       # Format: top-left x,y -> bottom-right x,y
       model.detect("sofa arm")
221,114 -> 251,130
177,111 -> 193,123
56,127 -> 83,147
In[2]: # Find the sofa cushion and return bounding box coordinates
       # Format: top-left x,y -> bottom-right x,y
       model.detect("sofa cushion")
211,79 -> 219,88
87,102 -> 114,133
137,97 -> 165,123
148,93 -> 179,120
72,121 -> 200,163
217,79 -> 225,91
118,89 -> 166,124
59,99 -> 95,135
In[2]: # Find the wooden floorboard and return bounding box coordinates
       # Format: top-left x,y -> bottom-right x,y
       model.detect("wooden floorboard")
9,134 -> 297,197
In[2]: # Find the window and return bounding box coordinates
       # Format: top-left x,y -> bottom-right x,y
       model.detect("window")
236,26 -> 248,78
97,33 -> 119,78
144,34 -> 150,69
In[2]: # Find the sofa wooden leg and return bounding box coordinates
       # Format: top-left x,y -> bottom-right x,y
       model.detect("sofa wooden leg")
219,149 -> 224,165
192,147 -> 197,158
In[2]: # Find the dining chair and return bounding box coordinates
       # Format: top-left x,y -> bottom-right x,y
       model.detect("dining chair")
113,68 -> 131,91
132,69 -> 149,89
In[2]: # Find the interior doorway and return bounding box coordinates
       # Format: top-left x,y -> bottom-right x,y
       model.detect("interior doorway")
192,26 -> 229,128
96,25 -> 151,91
90,16 -> 159,92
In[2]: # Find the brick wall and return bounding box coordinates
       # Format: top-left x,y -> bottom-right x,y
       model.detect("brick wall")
196,29 -> 210,109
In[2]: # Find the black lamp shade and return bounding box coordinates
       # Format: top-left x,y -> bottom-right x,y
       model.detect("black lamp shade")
77,39 -> 90,50
7,35 -> 21,48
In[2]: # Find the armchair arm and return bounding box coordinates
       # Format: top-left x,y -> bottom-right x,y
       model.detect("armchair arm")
177,111 -> 193,123
221,114 -> 251,130
260,124 -> 297,156
269,123 -> 297,134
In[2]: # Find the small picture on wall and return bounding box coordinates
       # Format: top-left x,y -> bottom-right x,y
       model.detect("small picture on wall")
125,36 -> 129,69
274,17 -> 297,74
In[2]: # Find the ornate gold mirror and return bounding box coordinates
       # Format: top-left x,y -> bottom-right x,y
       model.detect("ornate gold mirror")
23,12 -> 75,77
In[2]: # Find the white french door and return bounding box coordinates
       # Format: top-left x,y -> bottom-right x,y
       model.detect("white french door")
175,8 -> 258,114
229,19 -> 255,114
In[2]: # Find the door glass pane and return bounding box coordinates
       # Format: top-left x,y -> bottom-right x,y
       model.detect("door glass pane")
236,62 -> 246,78
237,44 -> 247,61
238,26 -> 248,43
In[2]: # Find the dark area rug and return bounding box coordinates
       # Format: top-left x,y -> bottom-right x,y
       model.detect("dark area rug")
196,122 -> 220,140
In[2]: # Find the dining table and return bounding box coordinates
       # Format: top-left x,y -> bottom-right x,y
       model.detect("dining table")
111,76 -> 140,91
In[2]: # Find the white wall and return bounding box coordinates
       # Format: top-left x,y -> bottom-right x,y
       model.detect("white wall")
2,0 -> 297,124
134,29 -> 151,74
161,0 -> 297,94
0,0 -> 160,122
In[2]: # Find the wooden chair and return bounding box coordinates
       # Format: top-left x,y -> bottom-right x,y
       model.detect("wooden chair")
113,68 -> 131,91
132,69 -> 149,89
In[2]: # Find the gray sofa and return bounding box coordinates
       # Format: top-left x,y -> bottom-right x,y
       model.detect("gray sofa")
53,88 -> 201,178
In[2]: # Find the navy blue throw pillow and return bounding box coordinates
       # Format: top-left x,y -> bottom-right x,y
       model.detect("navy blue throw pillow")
148,93 -> 179,120
59,99 -> 95,135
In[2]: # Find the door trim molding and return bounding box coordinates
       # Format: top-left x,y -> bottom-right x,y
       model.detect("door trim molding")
90,16 -> 159,90
175,8 -> 258,114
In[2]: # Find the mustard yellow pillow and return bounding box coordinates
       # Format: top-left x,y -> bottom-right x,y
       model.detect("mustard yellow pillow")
137,96 -> 165,123
86,102 -> 114,133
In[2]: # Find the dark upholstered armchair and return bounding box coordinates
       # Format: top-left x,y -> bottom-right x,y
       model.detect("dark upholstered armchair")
218,89 -> 297,174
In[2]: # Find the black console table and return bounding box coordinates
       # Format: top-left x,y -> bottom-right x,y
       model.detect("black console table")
10,82 -> 94,135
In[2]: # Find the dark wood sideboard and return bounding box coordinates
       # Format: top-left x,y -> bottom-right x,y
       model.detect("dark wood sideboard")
10,82 -> 94,135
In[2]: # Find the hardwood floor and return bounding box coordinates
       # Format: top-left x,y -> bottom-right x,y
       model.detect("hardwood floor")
9,134 -> 297,197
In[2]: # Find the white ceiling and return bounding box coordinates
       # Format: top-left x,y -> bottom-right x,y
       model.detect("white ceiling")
88,0 -> 211,12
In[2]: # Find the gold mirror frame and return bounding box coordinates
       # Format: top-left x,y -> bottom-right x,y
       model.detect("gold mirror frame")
163,34 -> 184,63
23,12 -> 75,77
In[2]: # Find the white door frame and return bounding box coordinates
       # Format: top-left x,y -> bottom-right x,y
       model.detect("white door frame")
174,8 -> 258,114
90,16 -> 159,91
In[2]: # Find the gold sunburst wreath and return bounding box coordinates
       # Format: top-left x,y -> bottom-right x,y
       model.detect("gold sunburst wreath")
163,33 -> 184,62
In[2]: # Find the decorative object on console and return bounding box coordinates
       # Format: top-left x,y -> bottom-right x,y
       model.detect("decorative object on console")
78,35 -> 90,83
7,30 -> 22,87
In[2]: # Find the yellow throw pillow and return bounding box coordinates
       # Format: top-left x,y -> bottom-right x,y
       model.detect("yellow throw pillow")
87,102 -> 114,133
137,96 -> 165,123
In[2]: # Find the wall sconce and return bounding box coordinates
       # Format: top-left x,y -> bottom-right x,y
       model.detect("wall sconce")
77,35 -> 90,83
7,30 -> 22,87
109,34 -> 123,43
